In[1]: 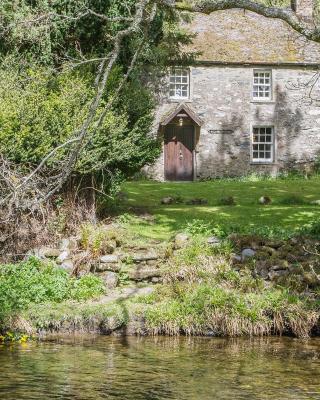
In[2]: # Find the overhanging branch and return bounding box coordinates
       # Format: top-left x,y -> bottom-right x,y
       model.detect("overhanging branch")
173,0 -> 320,43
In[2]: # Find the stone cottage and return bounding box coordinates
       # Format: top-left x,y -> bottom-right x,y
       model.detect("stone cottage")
145,0 -> 320,181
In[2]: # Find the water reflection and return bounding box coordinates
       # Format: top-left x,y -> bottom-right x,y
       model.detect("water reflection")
0,336 -> 319,400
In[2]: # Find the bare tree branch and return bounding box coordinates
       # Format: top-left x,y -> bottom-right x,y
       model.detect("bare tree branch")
174,0 -> 320,43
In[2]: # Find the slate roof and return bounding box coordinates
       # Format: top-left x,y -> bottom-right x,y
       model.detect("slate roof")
184,9 -> 320,65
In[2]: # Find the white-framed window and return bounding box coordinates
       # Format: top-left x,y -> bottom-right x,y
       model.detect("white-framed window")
253,70 -> 272,100
169,67 -> 190,99
252,126 -> 274,163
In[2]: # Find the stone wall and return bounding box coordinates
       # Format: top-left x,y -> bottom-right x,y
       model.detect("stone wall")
145,65 -> 320,180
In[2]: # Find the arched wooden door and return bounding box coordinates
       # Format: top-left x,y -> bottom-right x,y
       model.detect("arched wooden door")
164,124 -> 194,181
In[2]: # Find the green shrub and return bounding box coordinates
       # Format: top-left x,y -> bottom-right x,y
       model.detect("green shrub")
79,223 -> 122,256
184,219 -> 213,236
300,219 -> 320,238
0,258 -> 105,324
69,274 -> 105,301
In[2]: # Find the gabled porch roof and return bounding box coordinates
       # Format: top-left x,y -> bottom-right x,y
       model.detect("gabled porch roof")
160,103 -> 203,127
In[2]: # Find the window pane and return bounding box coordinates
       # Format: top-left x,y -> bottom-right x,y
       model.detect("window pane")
253,71 -> 272,99
170,68 -> 190,98
252,127 -> 274,162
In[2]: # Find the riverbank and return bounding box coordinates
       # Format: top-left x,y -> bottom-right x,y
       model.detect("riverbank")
1,178 -> 320,339
2,231 -> 320,339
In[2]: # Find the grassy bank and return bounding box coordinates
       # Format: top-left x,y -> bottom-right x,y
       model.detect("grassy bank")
120,177 -> 320,239
2,236 -> 319,339
1,177 -> 320,339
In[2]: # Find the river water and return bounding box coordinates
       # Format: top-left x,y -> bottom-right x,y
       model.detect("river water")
0,336 -> 319,400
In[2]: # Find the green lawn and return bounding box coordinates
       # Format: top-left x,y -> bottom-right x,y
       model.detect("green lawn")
121,177 -> 320,240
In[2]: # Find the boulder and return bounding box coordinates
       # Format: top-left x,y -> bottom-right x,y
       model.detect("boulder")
96,256 -> 121,273
100,254 -> 119,264
56,250 -> 70,264
128,267 -> 163,281
102,272 -> 119,289
38,247 -> 60,258
131,253 -> 159,262
174,233 -> 190,249
311,200 -> 320,206
60,259 -> 74,273
241,248 -> 256,261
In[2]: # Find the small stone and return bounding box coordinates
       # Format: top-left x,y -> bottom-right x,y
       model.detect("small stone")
271,261 -> 289,271
100,255 -> 119,264
268,270 -> 289,281
261,246 -> 278,256
57,250 -> 70,264
207,236 -> 221,246
96,258 -> 121,273
59,237 -> 77,252
265,240 -> 283,249
241,248 -> 256,261
161,197 -> 174,205
102,272 -> 119,289
60,260 -> 74,273
174,233 -> 190,249
37,247 -> 60,258
132,253 -> 159,262
231,254 -> 242,265
259,196 -> 272,205
128,267 -> 163,281
255,261 -> 269,279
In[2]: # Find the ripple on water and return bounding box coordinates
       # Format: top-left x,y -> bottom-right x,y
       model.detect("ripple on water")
0,336 -> 320,400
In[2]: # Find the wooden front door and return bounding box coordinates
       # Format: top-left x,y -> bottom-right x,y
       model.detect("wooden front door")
164,124 -> 194,181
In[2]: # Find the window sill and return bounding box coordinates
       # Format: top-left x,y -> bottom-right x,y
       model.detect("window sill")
250,100 -> 275,105
250,161 -> 276,165
169,98 -> 193,103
